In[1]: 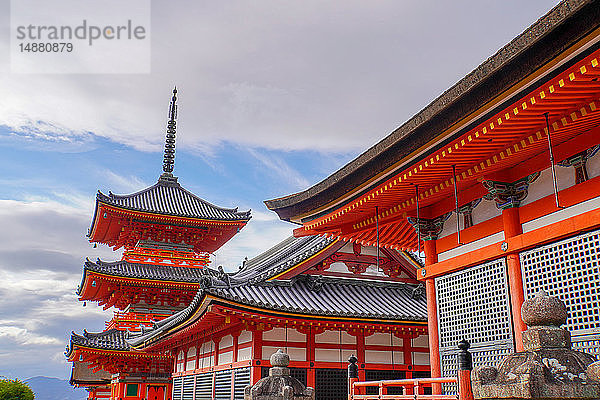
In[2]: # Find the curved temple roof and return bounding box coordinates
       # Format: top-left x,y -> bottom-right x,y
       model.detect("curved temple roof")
68,329 -> 130,354
96,175 -> 251,222
232,235 -> 340,283
129,276 -> 427,348
76,234 -> 425,352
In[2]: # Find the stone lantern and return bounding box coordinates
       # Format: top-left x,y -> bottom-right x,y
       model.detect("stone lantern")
244,349 -> 315,400
472,291 -> 600,399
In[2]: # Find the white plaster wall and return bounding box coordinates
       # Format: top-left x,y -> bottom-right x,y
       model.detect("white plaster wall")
365,350 -> 391,364
287,328 -> 306,342
238,330 -> 252,344
521,167 -> 574,207
185,359 -> 195,371
327,262 -> 349,273
287,347 -> 306,362
199,341 -> 213,355
263,327 -> 306,342
437,231 -> 505,262
187,346 -> 196,358
197,353 -> 214,368
315,330 -> 355,344
237,346 -> 252,361
365,332 -> 392,346
314,348 -> 356,363
412,352 -> 430,365
392,351 -> 404,363
362,265 -> 388,277
339,242 -> 355,253
472,198 -> 500,226
587,150 -> 600,179
220,334 -> 233,349
412,334 -> 429,348
263,328 -> 285,341
219,351 -> 233,365
360,245 -> 379,257
439,212 -> 458,239
262,346 -> 279,360
522,195 -> 600,233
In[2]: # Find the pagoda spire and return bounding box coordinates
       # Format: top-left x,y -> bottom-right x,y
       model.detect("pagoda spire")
162,87 -> 178,176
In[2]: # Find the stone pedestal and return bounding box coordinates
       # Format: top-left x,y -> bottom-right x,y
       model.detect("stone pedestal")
471,291 -> 600,399
244,349 -> 314,400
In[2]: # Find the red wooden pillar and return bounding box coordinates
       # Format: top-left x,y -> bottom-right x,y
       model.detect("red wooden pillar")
233,333 -> 239,363
307,327 -> 316,388
251,330 -> 263,384
356,331 -> 366,382
502,207 -> 526,351
213,338 -> 220,367
424,239 -> 441,394
403,336 -> 413,395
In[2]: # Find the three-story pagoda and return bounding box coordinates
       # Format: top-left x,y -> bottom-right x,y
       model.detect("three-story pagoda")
66,89 -> 251,400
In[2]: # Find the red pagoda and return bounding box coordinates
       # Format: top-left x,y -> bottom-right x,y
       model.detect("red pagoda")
66,88 -> 251,400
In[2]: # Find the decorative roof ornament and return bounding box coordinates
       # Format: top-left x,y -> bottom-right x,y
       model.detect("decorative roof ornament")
162,87 -> 178,177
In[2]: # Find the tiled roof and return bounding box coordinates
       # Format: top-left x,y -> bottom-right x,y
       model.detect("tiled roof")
78,235 -> 339,296
231,235 -> 340,283
69,329 -> 130,352
96,175 -> 251,221
210,278 -> 427,320
129,277 -> 427,347
77,259 -> 203,295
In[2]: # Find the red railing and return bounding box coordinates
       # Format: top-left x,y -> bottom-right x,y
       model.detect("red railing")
349,377 -> 458,400
347,340 -> 474,400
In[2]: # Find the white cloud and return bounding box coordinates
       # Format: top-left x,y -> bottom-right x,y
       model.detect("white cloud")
247,148 -> 310,190
102,169 -> 150,194
0,1 -> 562,154
0,326 -> 62,346
0,199 -> 113,379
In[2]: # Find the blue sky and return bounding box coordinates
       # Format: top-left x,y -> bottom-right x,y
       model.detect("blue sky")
0,0 -> 561,381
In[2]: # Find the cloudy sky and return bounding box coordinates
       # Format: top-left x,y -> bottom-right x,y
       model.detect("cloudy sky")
0,0 -> 560,382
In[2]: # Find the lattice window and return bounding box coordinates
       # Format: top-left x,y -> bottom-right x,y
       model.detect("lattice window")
290,368 -> 308,387
215,370 -> 232,400
436,258 -> 513,349
315,369 -> 347,400
195,373 -> 213,400
436,258 -> 514,393
365,370 -> 406,395
172,377 -> 182,400
521,230 -> 600,358
182,376 -> 194,400
233,368 -> 250,400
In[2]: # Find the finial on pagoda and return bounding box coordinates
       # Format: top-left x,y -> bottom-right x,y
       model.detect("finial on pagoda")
162,87 -> 178,175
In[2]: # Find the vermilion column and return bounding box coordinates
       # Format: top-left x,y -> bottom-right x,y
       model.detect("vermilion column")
307,328 -> 316,388
251,330 -> 263,384
424,239 -> 441,394
502,207 -> 526,351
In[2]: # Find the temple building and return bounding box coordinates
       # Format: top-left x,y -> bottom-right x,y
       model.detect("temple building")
265,0 -> 600,394
66,89 -> 251,400
129,235 -> 430,400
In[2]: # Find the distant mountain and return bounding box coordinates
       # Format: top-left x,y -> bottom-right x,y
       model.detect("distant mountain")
24,377 -> 88,400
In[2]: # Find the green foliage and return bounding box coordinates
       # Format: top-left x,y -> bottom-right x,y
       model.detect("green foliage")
0,379 -> 34,400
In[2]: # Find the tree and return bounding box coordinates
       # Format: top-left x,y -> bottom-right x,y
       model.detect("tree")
0,379 -> 34,400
